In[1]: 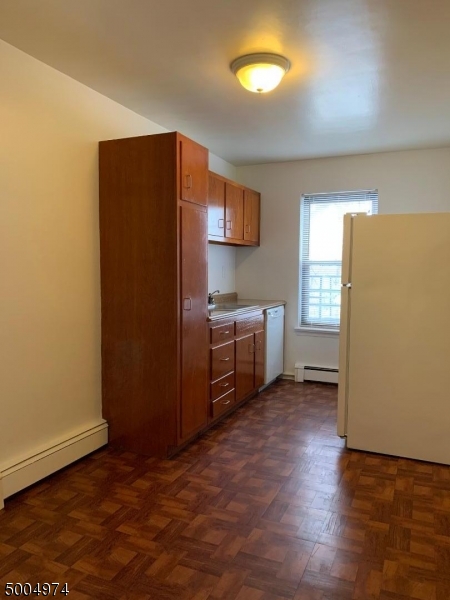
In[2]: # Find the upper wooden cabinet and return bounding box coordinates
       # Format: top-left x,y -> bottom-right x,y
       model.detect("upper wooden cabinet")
208,174 -> 225,237
244,189 -> 260,244
225,183 -> 244,240
179,135 -> 208,206
208,172 -> 260,246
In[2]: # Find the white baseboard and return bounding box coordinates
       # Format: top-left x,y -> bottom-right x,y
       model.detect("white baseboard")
295,363 -> 339,384
278,372 -> 295,381
259,373 -> 295,391
0,421 -> 108,507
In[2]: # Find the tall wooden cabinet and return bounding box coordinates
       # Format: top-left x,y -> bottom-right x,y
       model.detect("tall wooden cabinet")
99,132 -> 208,457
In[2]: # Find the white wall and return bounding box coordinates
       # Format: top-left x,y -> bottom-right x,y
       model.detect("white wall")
207,244 -> 236,294
236,148 -> 450,375
0,40 -> 235,479
209,154 -> 237,182
207,157 -> 237,294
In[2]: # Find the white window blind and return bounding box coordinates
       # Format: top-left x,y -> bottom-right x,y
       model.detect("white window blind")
299,190 -> 378,331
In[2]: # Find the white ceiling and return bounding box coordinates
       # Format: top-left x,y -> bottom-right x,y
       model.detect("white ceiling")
1,0 -> 450,165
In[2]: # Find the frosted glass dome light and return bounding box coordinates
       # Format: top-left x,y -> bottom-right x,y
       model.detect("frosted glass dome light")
231,53 -> 291,94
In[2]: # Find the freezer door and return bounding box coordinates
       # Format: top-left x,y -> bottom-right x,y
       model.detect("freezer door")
346,213 -> 450,465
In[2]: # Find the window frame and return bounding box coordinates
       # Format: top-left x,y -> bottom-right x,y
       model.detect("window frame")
297,189 -> 378,335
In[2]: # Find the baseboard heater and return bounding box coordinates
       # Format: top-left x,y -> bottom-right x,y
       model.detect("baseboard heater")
295,363 -> 339,384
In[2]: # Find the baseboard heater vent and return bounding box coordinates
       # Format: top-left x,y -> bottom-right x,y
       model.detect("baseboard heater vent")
295,363 -> 339,384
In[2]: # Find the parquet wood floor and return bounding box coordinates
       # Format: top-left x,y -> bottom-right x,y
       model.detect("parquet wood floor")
1,380 -> 450,599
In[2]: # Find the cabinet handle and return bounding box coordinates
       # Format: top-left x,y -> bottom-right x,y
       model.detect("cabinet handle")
248,344 -> 255,354
220,399 -> 231,405
226,220 -> 232,230
185,174 -> 193,189
219,357 -> 230,361
219,331 -> 230,336
183,297 -> 192,310
245,224 -> 251,233
256,341 -> 261,351
218,218 -> 224,229
219,382 -> 230,388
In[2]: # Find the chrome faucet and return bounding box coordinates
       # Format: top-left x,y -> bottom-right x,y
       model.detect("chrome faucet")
208,290 -> 220,305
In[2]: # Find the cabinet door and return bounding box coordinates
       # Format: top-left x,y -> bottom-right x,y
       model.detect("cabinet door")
180,137 -> 208,206
236,334 -> 255,401
208,174 -> 225,237
225,183 -> 244,240
254,330 -> 265,389
244,189 -> 260,244
180,204 -> 208,440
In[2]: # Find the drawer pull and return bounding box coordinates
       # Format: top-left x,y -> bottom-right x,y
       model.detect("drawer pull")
219,357 -> 230,361
219,330 -> 230,336
219,382 -> 230,388
221,399 -> 231,405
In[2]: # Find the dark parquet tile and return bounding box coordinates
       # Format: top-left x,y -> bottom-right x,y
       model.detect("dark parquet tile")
1,380 -> 450,598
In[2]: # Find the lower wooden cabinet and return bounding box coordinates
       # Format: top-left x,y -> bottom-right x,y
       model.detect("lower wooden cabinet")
236,318 -> 265,402
255,330 -> 265,389
209,310 -> 265,421
236,334 -> 256,402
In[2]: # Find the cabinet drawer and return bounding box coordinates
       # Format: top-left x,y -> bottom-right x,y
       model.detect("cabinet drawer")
211,372 -> 235,400
211,388 -> 235,419
235,315 -> 264,336
210,322 -> 234,345
211,341 -> 235,381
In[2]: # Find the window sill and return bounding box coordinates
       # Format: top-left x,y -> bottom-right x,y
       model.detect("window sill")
295,327 -> 340,338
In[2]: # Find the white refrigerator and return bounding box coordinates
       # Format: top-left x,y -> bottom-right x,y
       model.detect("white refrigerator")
337,212 -> 450,465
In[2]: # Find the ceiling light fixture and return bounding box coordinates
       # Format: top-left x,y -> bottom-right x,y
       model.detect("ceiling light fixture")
230,53 -> 291,94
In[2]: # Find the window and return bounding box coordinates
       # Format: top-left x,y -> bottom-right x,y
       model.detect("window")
299,190 -> 378,332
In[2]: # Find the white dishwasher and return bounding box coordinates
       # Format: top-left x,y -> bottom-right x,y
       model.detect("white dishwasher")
264,305 -> 285,385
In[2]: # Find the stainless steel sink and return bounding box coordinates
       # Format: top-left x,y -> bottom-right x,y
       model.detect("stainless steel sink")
212,303 -> 256,310
208,303 -> 259,318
